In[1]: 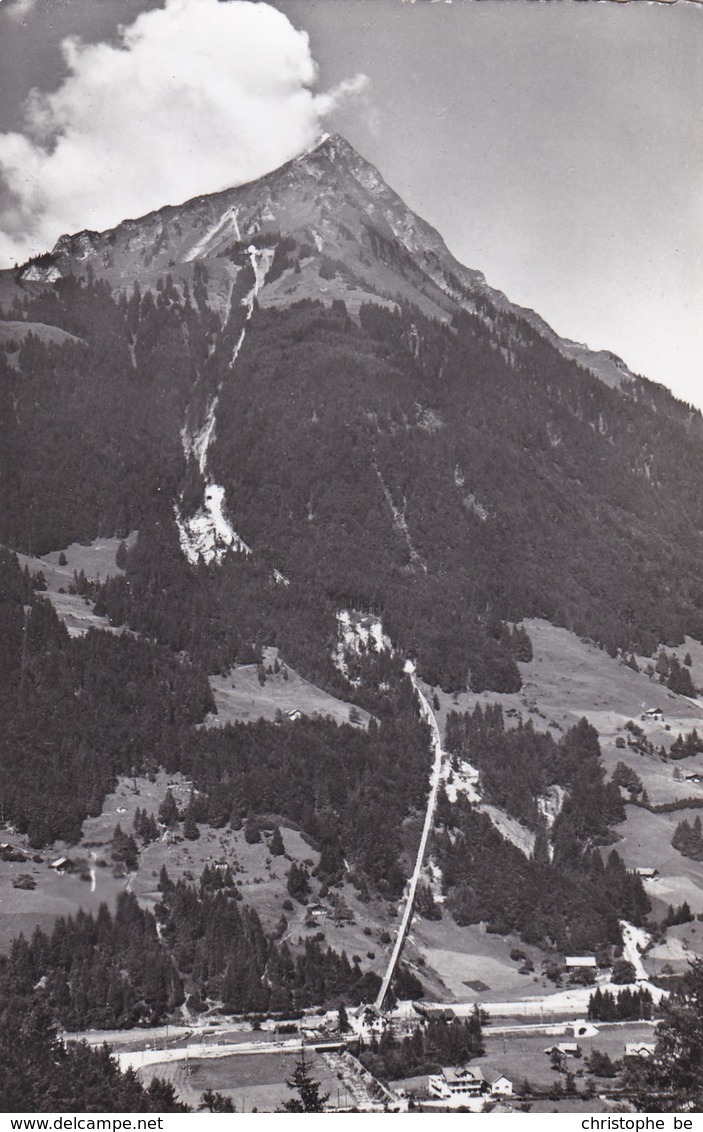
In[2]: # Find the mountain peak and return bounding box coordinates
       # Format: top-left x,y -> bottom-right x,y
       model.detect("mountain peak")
6,131 -> 647,399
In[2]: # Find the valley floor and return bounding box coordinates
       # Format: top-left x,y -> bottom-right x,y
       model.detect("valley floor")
3,541 -> 703,1111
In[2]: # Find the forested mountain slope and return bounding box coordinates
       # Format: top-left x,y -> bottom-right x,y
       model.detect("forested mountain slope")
2,138 -> 702,1034
1,139 -> 702,694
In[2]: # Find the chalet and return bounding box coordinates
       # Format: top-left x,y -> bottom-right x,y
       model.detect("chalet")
428,1066 -> 485,1102
351,1005 -> 388,1041
685,773 -> 703,784
286,708 -> 304,722
565,956 -> 597,969
544,1042 -> 581,1057
49,857 -> 73,872
490,1075 -> 513,1097
634,867 -> 658,879
624,1043 -> 656,1059
414,1004 -> 456,1022
643,708 -> 664,722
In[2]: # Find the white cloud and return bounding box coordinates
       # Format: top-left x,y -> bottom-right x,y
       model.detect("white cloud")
2,0 -> 39,23
0,0 -> 368,264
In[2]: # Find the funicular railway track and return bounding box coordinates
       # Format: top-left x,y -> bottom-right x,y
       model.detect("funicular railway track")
374,664 -> 446,1011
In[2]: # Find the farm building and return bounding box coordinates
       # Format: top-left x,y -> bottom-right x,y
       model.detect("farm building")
633,867 -> 658,879
286,708 -> 304,722
642,708 -> 664,722
565,956 -> 597,968
544,1043 -> 581,1057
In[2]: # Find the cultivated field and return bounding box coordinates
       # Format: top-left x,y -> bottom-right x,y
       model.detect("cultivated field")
424,617 -> 703,958
0,848 -> 128,955
410,916 -> 551,1003
5,547 -> 703,1005
393,1020 -> 656,1113
480,1021 -> 658,1093
206,646 -> 371,730
12,533 -> 370,728
13,534 -> 136,637
138,1049 -> 354,1112
428,619 -> 703,757
1,767 -> 406,996
0,319 -> 84,352
611,805 -> 703,925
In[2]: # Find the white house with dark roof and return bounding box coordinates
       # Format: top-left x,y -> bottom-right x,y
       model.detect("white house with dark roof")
428,1066 -> 485,1102
428,1065 -> 514,1109
350,1004 -> 388,1041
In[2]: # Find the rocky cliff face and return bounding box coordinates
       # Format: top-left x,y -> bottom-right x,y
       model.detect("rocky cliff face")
6,134 -> 648,401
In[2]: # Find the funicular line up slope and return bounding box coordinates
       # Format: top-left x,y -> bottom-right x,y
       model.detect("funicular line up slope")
375,662 -> 447,1011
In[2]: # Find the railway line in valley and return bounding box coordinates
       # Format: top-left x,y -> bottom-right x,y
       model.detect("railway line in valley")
114,1036 -> 351,1073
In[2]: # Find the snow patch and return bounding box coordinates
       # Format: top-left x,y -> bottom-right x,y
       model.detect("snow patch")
184,206 -> 243,262
424,859 -> 446,903
334,609 -> 392,684
441,751 -> 536,857
22,264 -> 62,283
177,245 -> 273,564
462,492 -> 489,521
415,405 -> 443,432
453,467 -> 489,520
537,784 -> 565,830
175,486 -> 251,567
442,758 -> 481,804
619,920 -> 651,982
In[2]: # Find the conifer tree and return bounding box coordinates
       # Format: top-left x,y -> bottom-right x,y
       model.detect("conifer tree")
159,788 -> 179,827
280,1055 -> 329,1112
628,958 -> 703,1111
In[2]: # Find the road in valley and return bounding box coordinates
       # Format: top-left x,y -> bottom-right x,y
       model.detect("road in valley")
374,664 -> 446,1010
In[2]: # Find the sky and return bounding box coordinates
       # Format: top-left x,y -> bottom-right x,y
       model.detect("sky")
0,0 -> 701,408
